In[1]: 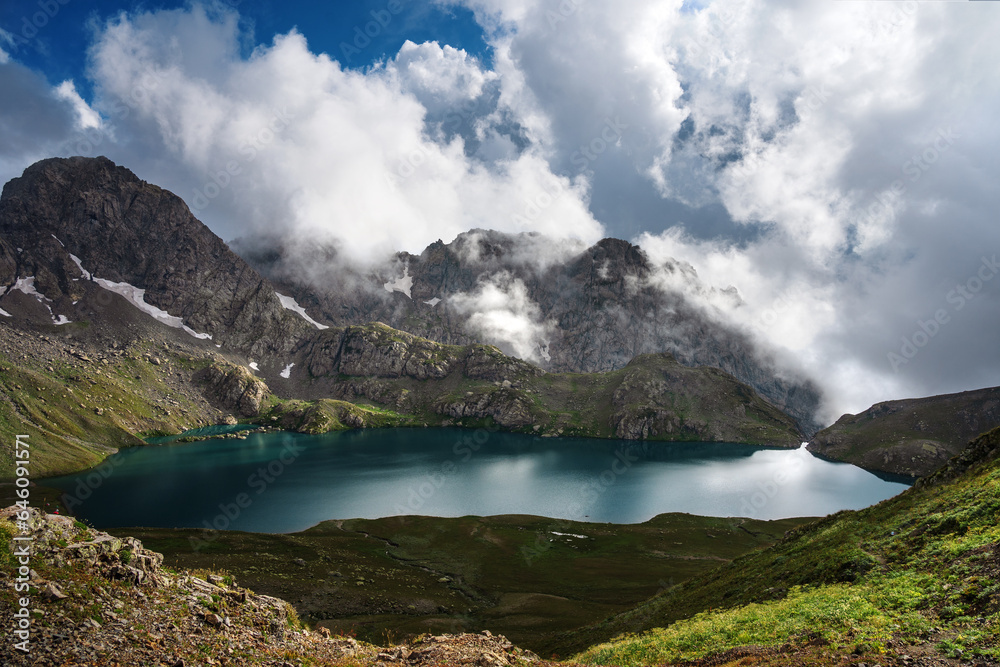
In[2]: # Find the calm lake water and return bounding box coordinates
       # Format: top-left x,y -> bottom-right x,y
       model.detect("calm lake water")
41,428 -> 910,533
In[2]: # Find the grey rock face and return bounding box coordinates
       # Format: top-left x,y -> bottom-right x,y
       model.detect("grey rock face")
199,363 -> 271,417
0,156 -> 311,357
242,230 -> 823,433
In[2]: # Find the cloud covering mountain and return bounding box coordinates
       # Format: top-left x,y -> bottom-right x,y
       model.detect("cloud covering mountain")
0,0 -> 998,422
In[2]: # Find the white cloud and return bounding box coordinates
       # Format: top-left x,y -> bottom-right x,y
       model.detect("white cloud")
83,4 -> 603,264
450,272 -> 554,363
0,60 -> 85,185
390,40 -> 495,114
436,0 -> 1000,421
0,0 -> 997,424
54,80 -> 101,130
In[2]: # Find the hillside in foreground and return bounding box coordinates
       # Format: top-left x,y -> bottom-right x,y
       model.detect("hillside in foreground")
4,425 -> 999,665
557,425 -> 1000,665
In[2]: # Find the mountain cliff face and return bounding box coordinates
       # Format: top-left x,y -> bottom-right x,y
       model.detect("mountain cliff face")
0,157 -> 808,477
273,323 -> 803,446
238,230 -> 823,433
0,156 -> 311,357
807,386 -> 1000,477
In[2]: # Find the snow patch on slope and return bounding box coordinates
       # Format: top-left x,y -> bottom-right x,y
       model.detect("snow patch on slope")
384,267 -> 413,299
93,278 -> 212,340
275,293 -> 329,330
69,254 -> 92,280
11,277 -> 72,325
280,363 -> 294,379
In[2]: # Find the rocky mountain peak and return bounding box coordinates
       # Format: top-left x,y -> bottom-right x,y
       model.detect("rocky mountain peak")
239,227 -> 823,433
0,156 -> 312,357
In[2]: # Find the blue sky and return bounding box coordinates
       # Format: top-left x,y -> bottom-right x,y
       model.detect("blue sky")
1,0 -> 999,419
0,0 -> 490,96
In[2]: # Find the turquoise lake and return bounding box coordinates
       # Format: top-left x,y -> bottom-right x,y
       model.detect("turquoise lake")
41,428 -> 911,533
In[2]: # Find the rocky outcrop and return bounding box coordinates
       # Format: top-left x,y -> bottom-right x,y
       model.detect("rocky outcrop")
293,323 -> 801,445
199,363 -> 270,417
299,324 -> 540,386
436,387 -> 536,429
608,354 -> 802,446
1,506 -> 164,587
303,324 -> 459,380
0,156 -> 312,357
240,230 -> 823,433
463,344 -> 542,383
807,386 -> 1000,477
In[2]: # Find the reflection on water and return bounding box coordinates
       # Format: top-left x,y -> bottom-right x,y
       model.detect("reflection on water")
42,428 -> 910,533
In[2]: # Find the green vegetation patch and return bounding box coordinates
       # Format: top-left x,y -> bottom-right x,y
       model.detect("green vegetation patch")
565,427 -> 1000,664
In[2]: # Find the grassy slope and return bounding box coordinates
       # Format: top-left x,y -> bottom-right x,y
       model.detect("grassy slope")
566,427 -> 1000,665
528,354 -> 797,444
115,513 -> 810,655
0,339 -> 223,478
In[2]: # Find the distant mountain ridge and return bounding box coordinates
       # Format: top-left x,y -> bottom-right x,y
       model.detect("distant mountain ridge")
237,229 -> 823,433
807,386 -> 1000,477
0,156 -> 808,477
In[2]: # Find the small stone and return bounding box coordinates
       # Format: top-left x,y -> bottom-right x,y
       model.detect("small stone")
204,613 -> 224,627
293,558 -> 307,567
